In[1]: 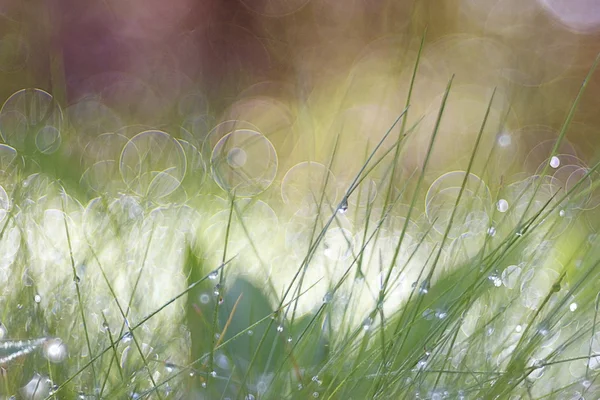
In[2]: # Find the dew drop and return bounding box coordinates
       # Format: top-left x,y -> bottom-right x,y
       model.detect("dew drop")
496,199 -> 509,213
362,317 -> 373,331
338,198 -> 348,214
201,382 -> 207,388
247,330 -> 254,336
515,325 -> 522,333
435,310 -> 448,319
570,302 -> 578,312
208,270 -> 218,280
287,336 -> 293,343
165,362 -> 175,373
34,294 -> 41,303
276,325 -> 284,333
213,284 -> 221,296
122,332 -> 133,343
43,338 -> 68,363
487,226 -> 496,237
322,292 -> 333,303
418,280 -> 429,294
550,156 -> 560,169
312,392 -> 320,398
582,379 -> 592,388
210,371 -> 217,378
488,273 -> 502,287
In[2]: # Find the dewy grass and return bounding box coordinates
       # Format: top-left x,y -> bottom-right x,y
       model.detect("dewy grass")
0,33 -> 600,400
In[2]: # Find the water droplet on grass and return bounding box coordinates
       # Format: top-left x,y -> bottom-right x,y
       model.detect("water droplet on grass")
570,302 -> 578,312
34,294 -> 41,303
122,332 -> 133,343
496,199 -> 509,213
43,338 -> 67,363
362,317 -> 373,331
208,270 -> 218,280
276,325 -> 284,333
550,156 -> 560,168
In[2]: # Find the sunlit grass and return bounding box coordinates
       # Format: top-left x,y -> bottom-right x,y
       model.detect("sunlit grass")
0,29 -> 598,400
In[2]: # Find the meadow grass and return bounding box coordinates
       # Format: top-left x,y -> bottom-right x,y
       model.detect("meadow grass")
0,34 -> 599,400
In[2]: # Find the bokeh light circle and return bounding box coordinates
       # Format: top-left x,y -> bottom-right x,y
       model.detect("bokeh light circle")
0,88 -> 63,152
211,129 -> 277,197
120,130 -> 187,199
425,171 -> 492,239
281,161 -> 338,217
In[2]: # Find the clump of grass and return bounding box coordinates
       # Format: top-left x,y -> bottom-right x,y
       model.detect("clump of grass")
0,33 -> 599,400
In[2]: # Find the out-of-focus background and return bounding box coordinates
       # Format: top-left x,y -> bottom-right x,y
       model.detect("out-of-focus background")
2,0 -> 599,172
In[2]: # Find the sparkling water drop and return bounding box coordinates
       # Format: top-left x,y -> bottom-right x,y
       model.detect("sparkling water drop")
362,317 -> 373,331
43,338 -> 68,363
570,302 -> 578,312
338,198 -> 348,214
323,292 -> 333,303
312,392 -> 320,398
208,270 -> 218,280
418,280 -> 429,294
496,199 -> 509,213
487,226 -> 496,237
34,294 -> 41,303
165,362 -> 175,373
435,310 -> 448,319
201,382 -> 207,388
276,325 -> 284,333
122,332 -> 133,343
516,325 -> 522,333
559,209 -> 566,217
550,156 -> 560,168
488,273 -> 502,287
247,330 -> 254,336
287,336 -> 293,343
213,284 -> 221,296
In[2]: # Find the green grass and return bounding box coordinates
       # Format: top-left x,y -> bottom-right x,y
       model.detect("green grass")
0,35 -> 599,400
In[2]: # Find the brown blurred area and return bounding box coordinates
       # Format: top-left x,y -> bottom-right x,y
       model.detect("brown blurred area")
1,0 -> 600,172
